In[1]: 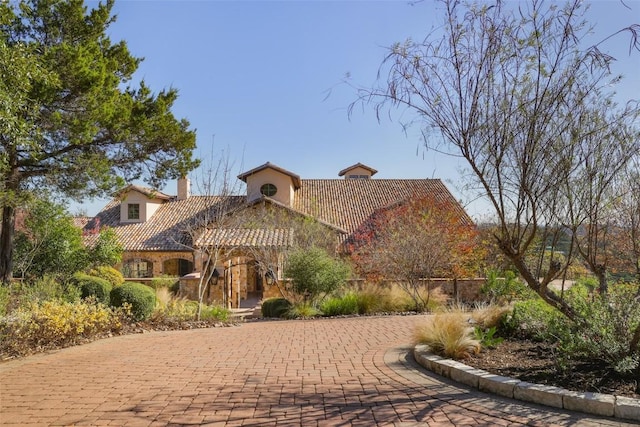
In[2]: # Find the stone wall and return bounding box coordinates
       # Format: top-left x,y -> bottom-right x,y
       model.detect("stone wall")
347,278 -> 487,303
427,278 -> 486,302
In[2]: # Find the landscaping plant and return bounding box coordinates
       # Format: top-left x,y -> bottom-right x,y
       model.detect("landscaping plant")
414,309 -> 481,360
110,282 -> 156,321
261,298 -> 293,318
480,270 -> 535,304
149,275 -> 179,290
348,195 -> 480,312
320,292 -> 359,316
284,247 -> 350,304
285,302 -> 320,319
559,282 -> 640,375
73,273 -> 112,305
88,266 -> 124,288
0,299 -> 125,357
354,0 -> 640,367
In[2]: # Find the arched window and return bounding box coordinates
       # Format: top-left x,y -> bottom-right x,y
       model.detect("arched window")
122,259 -> 153,278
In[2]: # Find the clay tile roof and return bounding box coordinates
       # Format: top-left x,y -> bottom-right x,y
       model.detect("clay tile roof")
237,162 -> 302,189
89,196 -> 245,251
338,163 -> 378,177
195,228 -> 294,248
73,216 -> 93,229
84,176 -> 470,252
293,179 -> 472,234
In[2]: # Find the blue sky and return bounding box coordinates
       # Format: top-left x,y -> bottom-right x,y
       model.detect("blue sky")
77,0 -> 640,219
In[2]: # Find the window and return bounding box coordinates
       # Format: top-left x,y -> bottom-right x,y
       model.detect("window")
260,183 -> 278,197
347,174 -> 369,179
122,259 -> 152,278
127,203 -> 140,220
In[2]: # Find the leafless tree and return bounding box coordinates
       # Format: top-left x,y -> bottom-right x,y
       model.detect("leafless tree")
351,0 -> 640,321
178,150 -> 245,319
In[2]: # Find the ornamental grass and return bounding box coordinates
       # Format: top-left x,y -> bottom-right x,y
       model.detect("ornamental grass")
413,310 -> 481,360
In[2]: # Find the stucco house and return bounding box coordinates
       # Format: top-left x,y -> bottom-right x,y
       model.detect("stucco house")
81,162 -> 472,308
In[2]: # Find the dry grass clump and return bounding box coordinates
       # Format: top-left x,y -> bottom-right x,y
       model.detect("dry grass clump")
413,309 -> 481,360
155,287 -> 174,310
356,283 -> 408,313
470,302 -> 512,329
353,282 -> 448,313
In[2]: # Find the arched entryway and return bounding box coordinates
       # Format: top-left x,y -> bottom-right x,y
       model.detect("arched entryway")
239,260 -> 264,308
163,258 -> 194,277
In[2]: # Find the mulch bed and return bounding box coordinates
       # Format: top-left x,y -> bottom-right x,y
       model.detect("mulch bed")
464,339 -> 640,399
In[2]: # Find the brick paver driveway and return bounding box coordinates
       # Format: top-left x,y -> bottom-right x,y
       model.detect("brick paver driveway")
1,315 -> 634,426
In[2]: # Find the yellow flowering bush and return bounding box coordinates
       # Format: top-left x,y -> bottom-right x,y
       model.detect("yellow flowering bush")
0,299 -> 126,357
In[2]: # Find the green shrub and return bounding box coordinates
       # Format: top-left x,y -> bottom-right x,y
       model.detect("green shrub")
285,302 -> 320,319
110,282 -> 156,321
320,293 -> 359,316
200,305 -> 230,321
501,284 -> 640,375
73,273 -> 112,305
572,276 -> 598,294
284,247 -> 350,303
500,298 -> 568,342
261,298 -> 292,318
88,266 -> 124,288
13,275 -> 80,307
481,270 -> 535,303
474,326 -> 504,349
558,283 -> 640,374
149,275 -> 179,290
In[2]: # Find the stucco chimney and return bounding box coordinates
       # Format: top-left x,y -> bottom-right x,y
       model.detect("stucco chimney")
177,177 -> 190,200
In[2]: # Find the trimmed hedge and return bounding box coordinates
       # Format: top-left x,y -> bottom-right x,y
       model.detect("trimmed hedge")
110,282 -> 156,321
88,266 -> 124,288
73,273 -> 112,305
261,298 -> 292,318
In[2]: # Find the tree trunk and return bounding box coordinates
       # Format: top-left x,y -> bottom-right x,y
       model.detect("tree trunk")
505,245 -> 582,323
595,264 -> 608,295
0,204 -> 16,286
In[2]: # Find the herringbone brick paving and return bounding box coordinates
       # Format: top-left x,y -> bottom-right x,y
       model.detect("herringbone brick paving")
0,315 -> 634,426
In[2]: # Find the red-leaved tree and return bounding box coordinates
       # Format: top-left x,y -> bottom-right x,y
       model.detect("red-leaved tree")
347,195 -> 481,310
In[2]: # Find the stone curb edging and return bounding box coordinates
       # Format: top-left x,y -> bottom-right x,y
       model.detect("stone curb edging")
413,344 -> 640,422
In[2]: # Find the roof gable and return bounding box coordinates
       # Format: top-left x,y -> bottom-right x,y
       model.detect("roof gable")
338,163 -> 378,177
237,162 -> 302,189
245,196 -> 348,234
115,184 -> 172,201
